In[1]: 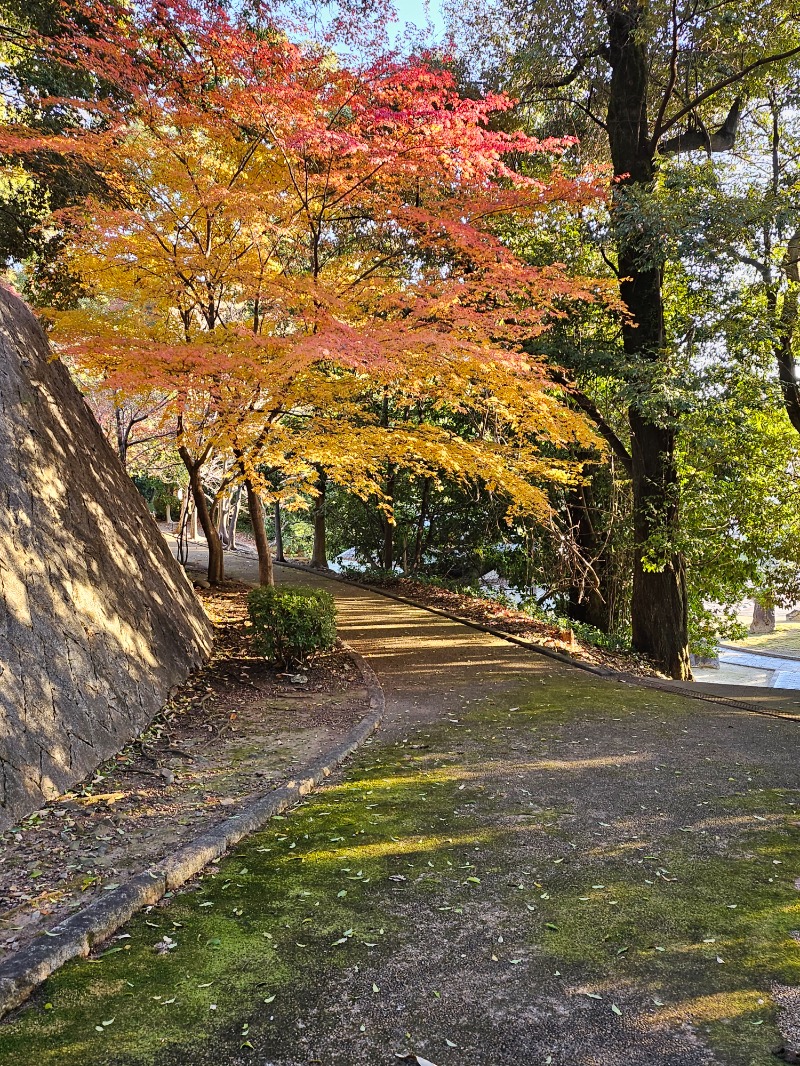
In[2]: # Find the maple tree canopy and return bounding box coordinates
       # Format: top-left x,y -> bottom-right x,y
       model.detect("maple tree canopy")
1,0 -> 615,528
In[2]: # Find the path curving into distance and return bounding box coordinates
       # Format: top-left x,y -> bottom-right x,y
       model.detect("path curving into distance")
1,546 -> 798,1066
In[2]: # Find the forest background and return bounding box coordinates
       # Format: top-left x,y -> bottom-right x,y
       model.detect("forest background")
1,0 -> 800,680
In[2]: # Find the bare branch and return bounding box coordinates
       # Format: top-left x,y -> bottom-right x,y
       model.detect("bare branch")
657,41 -> 800,140
519,46 -> 607,94
650,0 -> 680,153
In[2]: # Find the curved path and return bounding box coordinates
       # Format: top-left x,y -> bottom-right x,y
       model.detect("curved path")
0,550 -> 798,1066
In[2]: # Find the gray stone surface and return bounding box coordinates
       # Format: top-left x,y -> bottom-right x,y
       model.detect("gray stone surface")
0,285 -> 213,829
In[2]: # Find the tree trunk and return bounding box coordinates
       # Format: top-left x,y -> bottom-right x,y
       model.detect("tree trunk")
411,476 -> 432,574
274,500 -> 285,562
750,600 -> 776,635
176,489 -> 189,535
179,446 -> 224,585
189,499 -> 198,541
628,413 -> 690,677
245,479 -> 273,586
381,465 -> 396,571
379,390 -> 394,572
211,495 -> 223,540
174,489 -> 190,565
606,6 -> 691,678
115,405 -> 129,468
776,228 -> 800,435
565,484 -> 612,633
217,492 -> 230,547
311,468 -> 329,569
223,486 -> 242,550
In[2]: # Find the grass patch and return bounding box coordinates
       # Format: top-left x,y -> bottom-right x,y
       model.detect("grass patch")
0,742 -> 491,1066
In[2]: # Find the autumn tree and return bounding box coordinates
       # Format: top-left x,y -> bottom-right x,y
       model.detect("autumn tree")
4,0 -> 613,586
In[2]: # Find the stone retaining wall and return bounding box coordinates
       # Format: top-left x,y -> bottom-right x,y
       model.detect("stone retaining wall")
0,286 -> 213,829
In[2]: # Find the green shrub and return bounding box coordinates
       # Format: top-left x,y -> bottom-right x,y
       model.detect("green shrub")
247,585 -> 337,666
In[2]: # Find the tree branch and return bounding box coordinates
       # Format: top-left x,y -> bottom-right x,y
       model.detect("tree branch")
657,97 -> 742,156
650,0 -> 680,152
519,46 -> 607,94
549,369 -> 633,475
657,40 -> 800,140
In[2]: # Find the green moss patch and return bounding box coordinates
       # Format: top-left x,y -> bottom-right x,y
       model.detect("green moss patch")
0,742 -> 492,1065
0,675 -> 798,1066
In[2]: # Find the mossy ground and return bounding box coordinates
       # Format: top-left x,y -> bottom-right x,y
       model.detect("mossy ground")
0,674 -> 798,1066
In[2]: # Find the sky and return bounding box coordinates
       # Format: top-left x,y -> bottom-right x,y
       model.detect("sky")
392,0 -> 445,38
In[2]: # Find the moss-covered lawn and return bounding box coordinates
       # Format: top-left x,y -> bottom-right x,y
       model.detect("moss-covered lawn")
730,622 -> 800,658
1,675 -> 798,1066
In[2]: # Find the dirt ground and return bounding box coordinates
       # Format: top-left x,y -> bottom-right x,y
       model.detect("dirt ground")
350,572 -> 664,676
1,563 -> 797,1066
0,582 -> 369,959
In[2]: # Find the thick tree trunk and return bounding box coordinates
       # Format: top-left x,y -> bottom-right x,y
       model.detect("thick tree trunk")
274,500 -> 285,563
311,468 -> 329,569
245,480 -> 273,586
607,6 -> 691,678
777,229 -> 800,435
750,600 -> 776,634
629,411 -> 690,675
179,446 -> 224,585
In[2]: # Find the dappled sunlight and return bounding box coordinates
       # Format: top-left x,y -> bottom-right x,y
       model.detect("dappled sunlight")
394,753 -> 650,777
0,288 -> 212,828
323,753 -> 649,797
657,989 -> 771,1024
352,635 -> 501,655
688,812 -> 793,833
65,791 -> 128,807
298,830 -> 491,866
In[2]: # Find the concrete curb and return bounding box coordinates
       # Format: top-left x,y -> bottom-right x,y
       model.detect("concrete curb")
276,562 -> 800,723
0,643 -> 384,1020
719,642 -> 800,664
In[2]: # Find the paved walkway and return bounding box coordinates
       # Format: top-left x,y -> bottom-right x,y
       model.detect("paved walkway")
2,547 -> 798,1066
713,647 -> 800,691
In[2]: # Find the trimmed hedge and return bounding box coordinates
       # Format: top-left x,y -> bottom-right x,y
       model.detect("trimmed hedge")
247,585 -> 337,666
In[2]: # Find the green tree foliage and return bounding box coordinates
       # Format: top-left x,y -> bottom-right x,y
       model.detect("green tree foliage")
444,0 -> 800,676
0,0 -> 117,299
